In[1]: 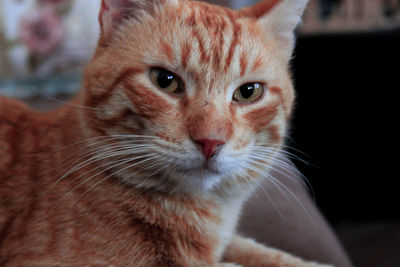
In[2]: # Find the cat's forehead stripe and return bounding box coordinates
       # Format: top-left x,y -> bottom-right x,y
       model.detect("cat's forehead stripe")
239,54 -> 248,77
161,41 -> 174,63
251,56 -> 264,72
181,3 -> 250,76
181,41 -> 192,70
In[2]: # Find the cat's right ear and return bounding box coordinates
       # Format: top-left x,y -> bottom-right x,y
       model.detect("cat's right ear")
99,0 -> 135,45
98,0 -> 176,46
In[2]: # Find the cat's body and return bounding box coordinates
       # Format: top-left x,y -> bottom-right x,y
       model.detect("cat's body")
0,96 -> 242,265
1,0 -> 330,266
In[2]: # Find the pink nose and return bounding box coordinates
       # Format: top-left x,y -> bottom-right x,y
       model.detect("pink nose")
194,139 -> 225,160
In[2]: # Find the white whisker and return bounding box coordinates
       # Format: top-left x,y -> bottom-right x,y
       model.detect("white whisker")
241,160 -> 313,222
242,161 -> 290,201
53,134 -> 158,154
59,142 -> 154,174
237,165 -> 286,221
249,148 -> 315,200
248,153 -> 301,183
73,154 -> 161,203
52,153 -> 161,210
43,141 -> 160,198
59,144 -> 157,181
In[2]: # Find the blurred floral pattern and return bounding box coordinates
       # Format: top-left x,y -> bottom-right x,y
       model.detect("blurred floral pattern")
20,6 -> 64,55
0,0 -> 100,97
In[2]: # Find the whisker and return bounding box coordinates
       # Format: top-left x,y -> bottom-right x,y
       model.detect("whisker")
43,135 -> 160,176
242,161 -> 290,201
74,154 -> 158,193
237,165 -> 286,222
30,86 -> 104,111
253,141 -> 316,167
54,154 -> 133,195
120,159 -> 170,189
248,153 -> 316,204
59,144 -> 158,180
52,134 -> 159,153
241,161 -> 313,222
43,144 -> 159,198
53,153 -> 161,209
249,149 -> 315,201
73,154 -> 161,204
248,154 -> 302,183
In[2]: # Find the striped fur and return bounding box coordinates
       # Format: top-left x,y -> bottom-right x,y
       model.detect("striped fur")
0,0 -> 330,266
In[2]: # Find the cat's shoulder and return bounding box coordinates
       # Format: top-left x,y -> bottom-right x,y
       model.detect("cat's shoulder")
0,95 -> 30,109
0,95 -> 34,121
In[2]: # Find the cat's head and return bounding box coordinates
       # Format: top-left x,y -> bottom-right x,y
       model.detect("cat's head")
81,0 -> 308,194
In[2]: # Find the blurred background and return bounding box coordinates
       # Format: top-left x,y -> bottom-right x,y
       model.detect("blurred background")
1,0 -> 399,266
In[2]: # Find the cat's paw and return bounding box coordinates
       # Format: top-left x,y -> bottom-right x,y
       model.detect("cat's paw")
223,235 -> 335,267
300,262 -> 334,267
199,262 -> 242,267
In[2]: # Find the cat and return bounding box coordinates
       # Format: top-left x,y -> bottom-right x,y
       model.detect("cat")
0,0 -> 331,266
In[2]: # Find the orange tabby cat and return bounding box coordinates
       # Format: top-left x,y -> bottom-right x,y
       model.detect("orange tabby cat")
0,0 -> 330,266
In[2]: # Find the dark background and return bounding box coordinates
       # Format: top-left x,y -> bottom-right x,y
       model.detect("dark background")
290,29 -> 400,223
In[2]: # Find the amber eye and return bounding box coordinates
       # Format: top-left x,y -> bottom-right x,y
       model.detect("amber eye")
149,68 -> 182,94
233,82 -> 264,103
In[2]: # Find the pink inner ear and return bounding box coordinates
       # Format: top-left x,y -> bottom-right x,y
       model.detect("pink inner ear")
100,0 -> 131,28
99,0 -> 110,30
99,0 -> 139,44
239,0 -> 281,19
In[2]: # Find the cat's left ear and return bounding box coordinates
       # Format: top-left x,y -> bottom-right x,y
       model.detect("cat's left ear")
240,0 -> 309,61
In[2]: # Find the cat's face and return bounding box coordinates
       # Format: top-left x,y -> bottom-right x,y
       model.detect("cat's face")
82,0 -> 307,194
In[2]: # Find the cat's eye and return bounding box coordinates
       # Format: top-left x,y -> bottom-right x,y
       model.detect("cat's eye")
149,68 -> 182,94
233,82 -> 265,103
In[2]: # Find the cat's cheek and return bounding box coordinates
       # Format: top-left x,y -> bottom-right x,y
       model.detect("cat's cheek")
230,125 -> 254,152
243,103 -> 280,133
266,124 -> 283,144
123,84 -> 174,120
154,130 -> 183,145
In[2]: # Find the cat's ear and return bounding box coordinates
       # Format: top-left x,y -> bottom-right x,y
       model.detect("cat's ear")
240,0 -> 309,61
99,0 -> 136,45
98,0 -> 176,45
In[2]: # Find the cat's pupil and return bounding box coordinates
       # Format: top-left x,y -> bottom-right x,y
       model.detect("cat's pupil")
157,70 -> 174,88
240,84 -> 256,99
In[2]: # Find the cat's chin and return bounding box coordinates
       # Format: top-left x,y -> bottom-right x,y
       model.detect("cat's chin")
116,153 -> 246,193
176,170 -> 225,193
169,165 -> 223,190
178,160 -> 222,176
163,156 -> 247,193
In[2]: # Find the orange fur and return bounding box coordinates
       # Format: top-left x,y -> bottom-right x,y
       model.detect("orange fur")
0,0 -> 330,266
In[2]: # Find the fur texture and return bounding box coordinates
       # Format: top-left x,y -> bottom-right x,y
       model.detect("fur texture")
0,0 -> 330,266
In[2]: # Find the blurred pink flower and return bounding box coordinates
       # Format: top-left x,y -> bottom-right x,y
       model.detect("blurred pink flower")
19,7 -> 64,55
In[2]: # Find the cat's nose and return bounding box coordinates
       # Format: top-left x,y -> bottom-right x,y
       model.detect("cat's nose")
193,139 -> 225,160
